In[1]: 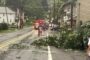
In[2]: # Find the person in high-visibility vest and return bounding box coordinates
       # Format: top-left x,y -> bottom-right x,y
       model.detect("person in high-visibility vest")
34,18 -> 45,36
34,22 -> 39,30
38,25 -> 43,36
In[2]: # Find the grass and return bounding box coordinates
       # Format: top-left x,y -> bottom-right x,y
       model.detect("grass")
0,28 -> 17,35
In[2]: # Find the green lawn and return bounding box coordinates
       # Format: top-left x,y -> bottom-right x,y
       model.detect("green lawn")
0,28 -> 17,35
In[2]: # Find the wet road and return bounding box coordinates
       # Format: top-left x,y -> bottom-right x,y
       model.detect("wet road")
0,32 -> 87,60
0,28 -> 87,60
0,30 -> 49,60
0,27 -> 32,42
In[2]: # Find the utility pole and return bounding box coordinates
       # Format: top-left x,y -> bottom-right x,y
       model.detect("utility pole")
76,2 -> 80,29
53,0 -> 55,21
70,2 -> 74,29
49,7 -> 51,23
16,0 -> 20,29
16,8 -> 20,28
57,0 -> 60,22
4,0 -> 9,24
20,0 -> 24,29
48,0 -> 53,24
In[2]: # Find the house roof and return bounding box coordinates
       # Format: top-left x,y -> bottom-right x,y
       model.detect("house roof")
0,7 -> 15,14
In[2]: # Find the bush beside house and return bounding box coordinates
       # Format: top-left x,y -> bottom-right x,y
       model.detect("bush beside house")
0,23 -> 8,30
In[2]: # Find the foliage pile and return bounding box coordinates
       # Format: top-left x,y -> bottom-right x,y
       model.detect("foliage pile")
32,22 -> 90,50
32,31 -> 84,50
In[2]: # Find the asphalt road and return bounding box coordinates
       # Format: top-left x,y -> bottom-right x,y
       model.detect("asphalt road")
0,33 -> 87,60
0,31 -> 48,60
0,27 -> 32,42
1,45 -> 87,60
0,28 -> 87,60
50,47 -> 87,60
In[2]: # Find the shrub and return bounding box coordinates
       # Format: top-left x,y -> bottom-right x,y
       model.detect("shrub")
81,22 -> 90,49
31,22 -> 90,50
31,30 -> 84,50
0,23 -> 8,30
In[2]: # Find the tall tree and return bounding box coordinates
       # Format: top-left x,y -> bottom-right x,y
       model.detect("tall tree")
6,0 -> 48,18
6,0 -> 48,28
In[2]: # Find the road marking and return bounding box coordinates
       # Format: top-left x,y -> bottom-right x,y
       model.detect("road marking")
0,30 -> 34,51
48,46 -> 52,60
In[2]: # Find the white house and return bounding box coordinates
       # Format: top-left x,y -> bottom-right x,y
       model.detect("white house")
0,7 -> 16,25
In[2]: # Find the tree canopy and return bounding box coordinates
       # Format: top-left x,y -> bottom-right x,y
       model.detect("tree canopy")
6,0 -> 48,18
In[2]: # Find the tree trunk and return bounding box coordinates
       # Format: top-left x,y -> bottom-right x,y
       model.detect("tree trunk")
70,3 -> 73,29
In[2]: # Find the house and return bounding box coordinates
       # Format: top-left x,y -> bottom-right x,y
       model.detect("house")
60,1 -> 77,28
0,7 -> 16,25
60,0 -> 90,28
62,0 -> 90,24
76,0 -> 90,23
